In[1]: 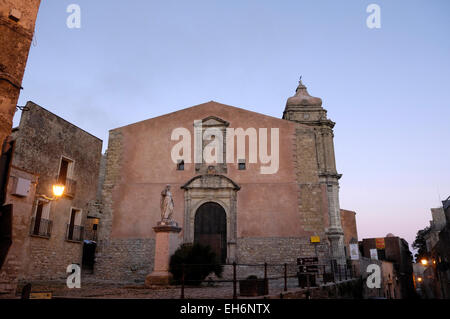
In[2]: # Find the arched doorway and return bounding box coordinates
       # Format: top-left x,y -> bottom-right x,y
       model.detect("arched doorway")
194,202 -> 227,263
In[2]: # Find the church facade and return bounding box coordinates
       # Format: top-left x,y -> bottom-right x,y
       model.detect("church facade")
95,81 -> 347,282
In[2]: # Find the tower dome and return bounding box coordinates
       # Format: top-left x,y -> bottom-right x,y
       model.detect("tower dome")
286,79 -> 322,108
386,233 -> 395,237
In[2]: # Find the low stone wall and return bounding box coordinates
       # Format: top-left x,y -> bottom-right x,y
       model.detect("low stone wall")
237,237 -> 330,264
276,278 -> 363,299
93,236 -> 332,283
94,238 -> 155,282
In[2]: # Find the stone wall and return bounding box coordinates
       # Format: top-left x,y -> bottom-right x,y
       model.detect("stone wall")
94,131 -> 155,283
340,209 -> 358,255
237,237 -> 329,265
0,166 -> 37,296
95,238 -> 155,282
94,97 -> 347,282
0,0 -> 41,146
10,102 -> 102,283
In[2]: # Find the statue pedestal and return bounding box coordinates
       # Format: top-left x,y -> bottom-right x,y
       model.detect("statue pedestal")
145,223 -> 181,287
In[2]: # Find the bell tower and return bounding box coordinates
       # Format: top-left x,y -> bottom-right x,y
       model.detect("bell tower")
284,79 -> 346,265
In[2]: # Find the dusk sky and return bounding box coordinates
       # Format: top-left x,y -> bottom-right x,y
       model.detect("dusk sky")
14,0 -> 450,252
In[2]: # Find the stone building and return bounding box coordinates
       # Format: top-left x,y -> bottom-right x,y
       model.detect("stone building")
340,209 -> 358,258
356,257 -> 402,299
360,234 -> 415,298
423,197 -> 450,299
0,0 -> 41,148
95,80 -> 349,282
0,101 -> 102,295
425,207 -> 446,252
0,0 -> 41,283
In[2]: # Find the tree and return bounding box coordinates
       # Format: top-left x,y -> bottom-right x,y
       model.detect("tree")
169,243 -> 223,285
412,226 -> 431,262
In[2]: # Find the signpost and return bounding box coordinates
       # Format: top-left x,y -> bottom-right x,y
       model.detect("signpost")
297,257 -> 319,274
297,257 -> 319,288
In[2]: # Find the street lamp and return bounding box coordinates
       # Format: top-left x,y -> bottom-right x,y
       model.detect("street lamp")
420,258 -> 428,266
38,183 -> 65,201
52,184 -> 65,197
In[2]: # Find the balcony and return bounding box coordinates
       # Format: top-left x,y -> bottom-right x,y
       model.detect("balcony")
64,178 -> 77,198
55,177 -> 77,198
30,217 -> 52,238
66,224 -> 84,242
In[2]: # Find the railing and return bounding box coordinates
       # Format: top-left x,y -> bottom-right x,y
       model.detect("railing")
64,178 -> 77,198
29,217 -> 52,238
66,224 -> 84,242
172,261 -> 359,299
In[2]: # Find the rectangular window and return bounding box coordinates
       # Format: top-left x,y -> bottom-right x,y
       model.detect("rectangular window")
31,200 -> 51,237
58,157 -> 74,185
177,160 -> 184,171
67,208 -> 83,242
238,159 -> 246,170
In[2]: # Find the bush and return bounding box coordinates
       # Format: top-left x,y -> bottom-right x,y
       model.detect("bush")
169,243 -> 223,285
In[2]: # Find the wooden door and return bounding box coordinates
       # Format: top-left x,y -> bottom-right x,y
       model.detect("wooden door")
194,202 -> 227,263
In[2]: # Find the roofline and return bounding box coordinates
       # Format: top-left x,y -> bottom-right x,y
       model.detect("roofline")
21,101 -> 103,142
109,100 -> 292,132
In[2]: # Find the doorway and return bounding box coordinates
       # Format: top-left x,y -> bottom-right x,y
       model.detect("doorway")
194,202 -> 227,263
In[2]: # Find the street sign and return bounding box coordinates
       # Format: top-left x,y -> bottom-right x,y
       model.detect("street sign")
297,257 -> 319,273
370,248 -> 378,260
350,243 -> 359,260
310,236 -> 320,243
300,265 -> 319,273
30,292 -> 52,299
375,238 -> 385,249
297,257 -> 318,265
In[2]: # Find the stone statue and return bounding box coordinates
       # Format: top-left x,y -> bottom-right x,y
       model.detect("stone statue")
160,185 -> 174,222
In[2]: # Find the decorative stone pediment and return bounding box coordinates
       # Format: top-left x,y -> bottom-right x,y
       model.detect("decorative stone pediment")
200,116 -> 230,128
194,116 -> 229,174
181,174 -> 240,190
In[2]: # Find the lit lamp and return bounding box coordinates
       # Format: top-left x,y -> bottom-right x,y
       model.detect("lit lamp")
52,184 -> 65,197
38,183 -> 65,201
417,277 -> 423,282
420,259 -> 428,266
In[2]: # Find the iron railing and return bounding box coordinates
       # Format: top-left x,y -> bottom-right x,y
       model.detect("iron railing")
54,177 -> 77,197
29,217 -> 52,238
66,224 -> 84,242
172,261 -> 358,299
64,178 -> 77,198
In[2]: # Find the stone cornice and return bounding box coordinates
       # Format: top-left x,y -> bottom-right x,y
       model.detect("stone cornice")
0,16 -> 34,41
0,72 -> 23,90
181,174 -> 241,190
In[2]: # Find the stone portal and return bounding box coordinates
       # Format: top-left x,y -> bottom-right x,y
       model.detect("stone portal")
181,174 -> 240,263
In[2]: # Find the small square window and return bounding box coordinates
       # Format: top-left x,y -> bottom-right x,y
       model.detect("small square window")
238,159 -> 246,170
177,160 -> 184,171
